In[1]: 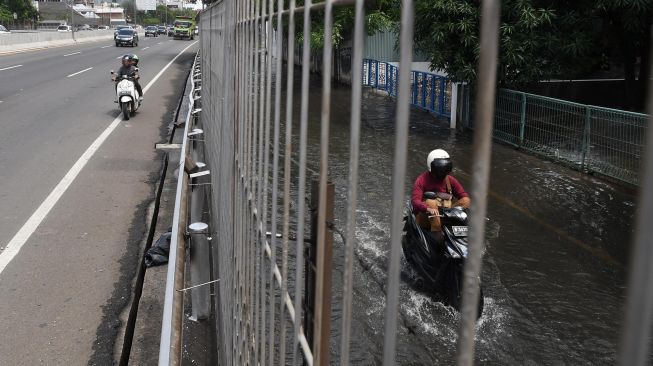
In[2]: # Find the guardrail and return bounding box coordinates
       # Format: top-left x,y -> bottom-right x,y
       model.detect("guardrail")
158,51 -> 201,366
462,88 -> 648,186
362,58 -> 452,118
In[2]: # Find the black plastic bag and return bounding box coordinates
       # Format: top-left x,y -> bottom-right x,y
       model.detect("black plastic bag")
145,231 -> 171,267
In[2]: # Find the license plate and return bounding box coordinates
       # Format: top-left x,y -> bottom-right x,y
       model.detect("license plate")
452,226 -> 468,237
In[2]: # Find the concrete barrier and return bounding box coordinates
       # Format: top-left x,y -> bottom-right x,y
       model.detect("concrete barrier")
0,30 -> 125,54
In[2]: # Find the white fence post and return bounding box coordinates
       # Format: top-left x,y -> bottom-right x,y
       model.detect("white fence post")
450,82 -> 459,129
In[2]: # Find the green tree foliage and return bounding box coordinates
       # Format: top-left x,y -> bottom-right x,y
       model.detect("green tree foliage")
412,0 -> 652,102
0,4 -> 13,24
0,0 -> 37,23
295,0 -> 395,51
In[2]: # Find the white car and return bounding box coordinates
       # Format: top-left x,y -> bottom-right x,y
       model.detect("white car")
0,25 -> 10,34
57,25 -> 72,32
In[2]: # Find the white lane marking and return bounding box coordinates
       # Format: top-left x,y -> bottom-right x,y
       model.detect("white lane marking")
101,45 -> 111,49
0,41 -> 198,276
141,46 -> 150,50
0,64 -> 23,71
157,42 -> 163,45
63,51 -> 81,57
67,67 -> 93,78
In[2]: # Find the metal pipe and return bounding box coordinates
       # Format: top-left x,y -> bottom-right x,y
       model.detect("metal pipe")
314,0 -> 335,364
618,26 -> 653,366
267,0 -> 284,362
456,1 -> 501,365
292,0 -> 312,363
280,0 -> 296,362
382,0 -> 414,364
339,0 -> 364,364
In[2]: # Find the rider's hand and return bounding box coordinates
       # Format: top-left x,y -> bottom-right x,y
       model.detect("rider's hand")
427,207 -> 438,216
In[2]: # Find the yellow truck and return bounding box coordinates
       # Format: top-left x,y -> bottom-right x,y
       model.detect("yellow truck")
173,16 -> 196,40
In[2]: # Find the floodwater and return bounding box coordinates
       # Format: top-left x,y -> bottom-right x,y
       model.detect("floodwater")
276,79 -> 636,365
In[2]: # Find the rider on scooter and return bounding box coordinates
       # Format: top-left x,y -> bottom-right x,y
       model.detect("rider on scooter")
411,149 -> 471,233
113,55 -> 143,101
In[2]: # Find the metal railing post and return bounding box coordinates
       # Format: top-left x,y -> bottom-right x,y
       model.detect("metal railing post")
456,0 -> 500,364
188,215 -> 211,320
519,92 -> 526,146
581,107 -> 591,170
308,180 -> 334,366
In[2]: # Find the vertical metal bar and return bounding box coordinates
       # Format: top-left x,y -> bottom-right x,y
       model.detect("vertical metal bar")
456,1 -> 500,365
439,77 -> 446,116
260,0 -> 275,362
253,0 -> 264,363
314,0 -> 334,363
421,73 -> 426,108
367,59 -> 371,87
292,0 -> 312,363
280,0 -> 296,363
382,0 -> 414,364
618,32 -> 653,366
581,107 -> 591,170
519,92 -> 526,146
268,0 -> 284,362
385,62 -> 389,92
339,0 -> 364,364
430,76 -> 436,112
375,61 -> 379,88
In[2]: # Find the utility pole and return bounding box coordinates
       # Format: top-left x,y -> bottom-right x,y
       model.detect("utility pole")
70,0 -> 75,41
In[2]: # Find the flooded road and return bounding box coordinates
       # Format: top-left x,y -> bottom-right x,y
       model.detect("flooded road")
277,79 -> 635,364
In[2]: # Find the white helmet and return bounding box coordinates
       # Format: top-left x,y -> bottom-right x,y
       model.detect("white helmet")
427,149 -> 450,171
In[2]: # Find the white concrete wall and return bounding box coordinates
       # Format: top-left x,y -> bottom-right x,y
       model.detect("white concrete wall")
0,30 -> 116,54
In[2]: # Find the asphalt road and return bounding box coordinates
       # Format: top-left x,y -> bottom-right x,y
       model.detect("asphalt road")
0,35 -> 198,365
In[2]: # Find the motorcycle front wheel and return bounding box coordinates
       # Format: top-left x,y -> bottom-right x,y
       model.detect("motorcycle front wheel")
122,103 -> 130,120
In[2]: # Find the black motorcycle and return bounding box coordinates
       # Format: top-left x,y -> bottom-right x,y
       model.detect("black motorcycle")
402,192 -> 483,315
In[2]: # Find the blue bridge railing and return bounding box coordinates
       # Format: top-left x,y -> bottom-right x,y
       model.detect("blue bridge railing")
362,58 -> 452,118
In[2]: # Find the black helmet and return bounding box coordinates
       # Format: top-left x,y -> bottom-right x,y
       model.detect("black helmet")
430,158 -> 452,180
121,55 -> 131,65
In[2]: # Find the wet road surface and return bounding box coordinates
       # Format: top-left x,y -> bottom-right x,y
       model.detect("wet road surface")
279,81 -> 635,365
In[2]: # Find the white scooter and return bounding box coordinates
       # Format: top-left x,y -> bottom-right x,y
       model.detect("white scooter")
111,70 -> 142,120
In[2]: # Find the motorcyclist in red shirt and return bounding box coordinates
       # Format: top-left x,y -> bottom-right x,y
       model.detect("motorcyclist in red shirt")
412,149 -> 471,231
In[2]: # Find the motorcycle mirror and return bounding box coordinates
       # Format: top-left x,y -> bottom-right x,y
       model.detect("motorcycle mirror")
110,70 -> 114,74
134,67 -> 139,72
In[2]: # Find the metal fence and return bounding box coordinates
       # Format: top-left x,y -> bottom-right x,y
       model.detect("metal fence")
363,58 -> 453,118
190,0 -> 498,365
463,88 -> 648,186
157,0 -> 653,365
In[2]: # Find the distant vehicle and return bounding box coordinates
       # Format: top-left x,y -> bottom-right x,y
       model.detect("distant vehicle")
145,26 -> 158,37
173,16 -> 196,40
0,25 -> 9,34
114,25 -> 134,40
97,25 -> 110,30
77,24 -> 91,31
157,25 -> 166,35
57,25 -> 72,32
115,29 -> 138,47
167,26 -> 174,36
